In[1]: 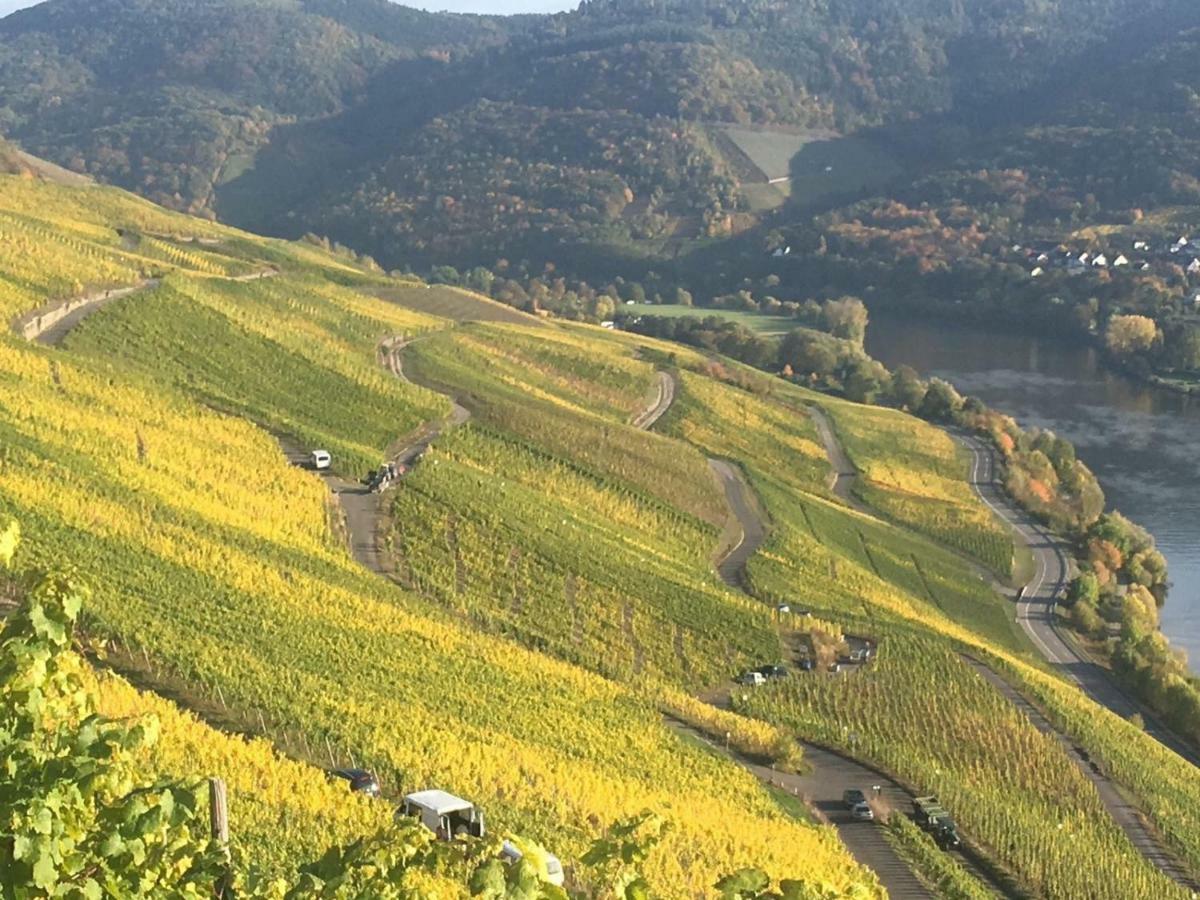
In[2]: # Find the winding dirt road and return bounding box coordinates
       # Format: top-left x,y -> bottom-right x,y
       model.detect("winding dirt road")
956,432 -> 1200,769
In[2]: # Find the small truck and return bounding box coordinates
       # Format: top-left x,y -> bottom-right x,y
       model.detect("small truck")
912,795 -> 962,849
399,789 -> 486,840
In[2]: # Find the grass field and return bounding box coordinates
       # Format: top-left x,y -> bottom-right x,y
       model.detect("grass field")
722,126 -> 838,181
634,304 -> 797,335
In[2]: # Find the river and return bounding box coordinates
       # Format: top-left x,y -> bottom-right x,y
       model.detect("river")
866,316 -> 1200,665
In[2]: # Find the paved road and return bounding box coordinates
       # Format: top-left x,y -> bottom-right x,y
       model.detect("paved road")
18,268 -> 278,347
666,719 -> 1017,899
281,337 -> 470,575
956,432 -> 1200,768
808,406 -> 870,512
631,370 -> 676,430
18,279 -> 161,345
962,656 -> 1199,891
709,459 -> 768,590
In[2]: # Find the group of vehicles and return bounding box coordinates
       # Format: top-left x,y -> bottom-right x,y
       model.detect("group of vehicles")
734,663 -> 789,686
329,771 -> 564,886
308,449 -> 412,494
366,460 -> 408,493
841,790 -> 961,850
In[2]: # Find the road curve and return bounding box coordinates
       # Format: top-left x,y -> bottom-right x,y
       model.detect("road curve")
962,656 -> 1199,891
17,279 -> 161,345
808,406 -> 870,513
709,459 -> 768,590
16,269 -> 278,347
956,432 -> 1200,768
632,370 -> 676,430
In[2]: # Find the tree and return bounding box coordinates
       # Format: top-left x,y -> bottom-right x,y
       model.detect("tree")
917,378 -> 963,422
1104,314 -> 1159,357
821,297 -> 869,345
890,365 -> 927,411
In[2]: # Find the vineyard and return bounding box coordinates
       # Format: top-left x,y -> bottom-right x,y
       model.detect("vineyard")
7,170 -> 1200,898
0,173 -> 877,895
736,636 -> 1189,900
819,396 -> 1015,577
91,669 -> 392,883
387,424 -> 777,686
404,324 -> 728,525
64,273 -> 449,477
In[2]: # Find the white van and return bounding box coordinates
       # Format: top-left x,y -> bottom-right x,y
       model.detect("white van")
311,449 -> 332,470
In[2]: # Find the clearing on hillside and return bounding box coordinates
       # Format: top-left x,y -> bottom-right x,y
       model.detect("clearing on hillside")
376,284 -> 542,325
631,305 -> 796,336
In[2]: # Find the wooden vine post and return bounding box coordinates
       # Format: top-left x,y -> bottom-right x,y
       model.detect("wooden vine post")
209,777 -> 232,898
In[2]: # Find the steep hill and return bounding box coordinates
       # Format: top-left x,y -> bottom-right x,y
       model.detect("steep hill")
4,170 -> 1200,895
5,0 -> 1197,274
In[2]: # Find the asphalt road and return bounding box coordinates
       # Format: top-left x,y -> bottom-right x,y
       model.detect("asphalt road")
808,406 -> 869,512
631,370 -> 676,430
709,458 -> 767,590
957,432 -> 1200,769
666,719 -> 1017,900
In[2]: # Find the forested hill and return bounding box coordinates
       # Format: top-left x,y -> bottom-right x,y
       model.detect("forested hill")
1,0 -> 1195,270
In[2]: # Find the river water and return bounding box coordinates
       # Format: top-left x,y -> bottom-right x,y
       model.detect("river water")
866,317 -> 1200,665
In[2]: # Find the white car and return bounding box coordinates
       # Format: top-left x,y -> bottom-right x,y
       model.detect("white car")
735,671 -> 766,687
500,840 -> 565,887
311,449 -> 332,470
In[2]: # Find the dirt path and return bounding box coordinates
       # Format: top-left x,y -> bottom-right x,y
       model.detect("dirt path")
962,656 -> 1200,890
955,431 -> 1200,769
631,370 -> 676,430
329,337 -> 470,574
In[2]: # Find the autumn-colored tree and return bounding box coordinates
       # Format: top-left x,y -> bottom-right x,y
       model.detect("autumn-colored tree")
1105,314 -> 1159,356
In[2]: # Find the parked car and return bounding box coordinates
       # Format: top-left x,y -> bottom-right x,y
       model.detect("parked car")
797,657 -> 815,672
842,789 -> 867,808
735,671 -> 766,686
331,768 -> 381,797
755,664 -> 788,680
500,840 -> 566,887
850,801 -> 875,821
311,449 -> 332,471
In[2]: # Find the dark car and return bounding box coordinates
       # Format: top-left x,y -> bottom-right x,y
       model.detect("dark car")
755,664 -> 788,680
332,768 -> 381,797
842,789 -> 867,808
797,657 -> 815,672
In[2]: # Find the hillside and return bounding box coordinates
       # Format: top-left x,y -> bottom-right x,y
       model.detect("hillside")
5,0 -> 1199,276
3,170 -> 1200,895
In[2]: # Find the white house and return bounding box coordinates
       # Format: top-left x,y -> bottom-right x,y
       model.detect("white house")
1188,258 -> 1200,275
1177,236 -> 1191,247
1113,254 -> 1130,267
1134,241 -> 1149,251
1078,252 -> 1091,265
1092,254 -> 1108,267
1031,266 -> 1045,278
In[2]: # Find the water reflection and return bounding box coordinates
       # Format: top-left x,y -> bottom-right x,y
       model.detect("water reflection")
867,317 -> 1200,664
